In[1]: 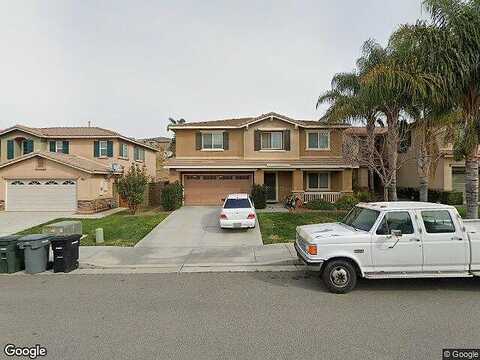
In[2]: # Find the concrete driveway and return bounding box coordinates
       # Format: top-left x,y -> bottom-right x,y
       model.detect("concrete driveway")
135,206 -> 262,248
0,211 -> 73,236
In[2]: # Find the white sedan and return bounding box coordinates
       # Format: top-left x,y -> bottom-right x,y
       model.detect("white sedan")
219,193 -> 256,229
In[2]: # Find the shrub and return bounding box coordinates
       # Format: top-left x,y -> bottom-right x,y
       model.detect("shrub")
446,191 -> 464,205
305,199 -> 336,210
117,164 -> 150,214
355,191 -> 372,202
397,187 -> 463,205
334,194 -> 359,210
161,181 -> 183,211
251,184 -> 267,209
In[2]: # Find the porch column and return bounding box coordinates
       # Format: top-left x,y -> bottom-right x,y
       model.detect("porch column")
292,169 -> 304,193
342,169 -> 353,193
254,169 -> 264,185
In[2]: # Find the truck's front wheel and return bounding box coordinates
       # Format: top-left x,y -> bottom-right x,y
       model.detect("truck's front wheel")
322,260 -> 357,294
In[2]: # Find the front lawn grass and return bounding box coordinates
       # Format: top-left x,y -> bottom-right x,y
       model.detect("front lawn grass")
17,209 -> 170,247
258,211 -> 346,245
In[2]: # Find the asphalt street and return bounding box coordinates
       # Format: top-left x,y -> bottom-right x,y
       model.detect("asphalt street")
1,272 -> 479,360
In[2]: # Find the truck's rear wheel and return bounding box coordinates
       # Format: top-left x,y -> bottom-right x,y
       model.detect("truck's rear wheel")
322,260 -> 357,294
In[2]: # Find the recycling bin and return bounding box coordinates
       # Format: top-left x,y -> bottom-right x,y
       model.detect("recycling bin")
50,234 -> 81,273
0,235 -> 24,274
17,234 -> 51,274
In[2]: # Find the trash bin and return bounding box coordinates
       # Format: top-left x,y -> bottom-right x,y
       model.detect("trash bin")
0,235 -> 24,273
50,234 -> 81,273
17,234 -> 51,274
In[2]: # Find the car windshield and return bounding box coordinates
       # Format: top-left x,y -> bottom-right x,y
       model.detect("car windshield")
342,206 -> 379,232
224,198 -> 251,209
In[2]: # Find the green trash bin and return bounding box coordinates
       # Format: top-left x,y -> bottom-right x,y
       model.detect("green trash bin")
0,235 -> 24,273
17,234 -> 51,274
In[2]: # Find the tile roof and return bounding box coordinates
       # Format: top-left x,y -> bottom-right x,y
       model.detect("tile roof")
165,158 -> 357,169
0,151 -> 119,174
0,125 -> 158,151
168,112 -> 350,129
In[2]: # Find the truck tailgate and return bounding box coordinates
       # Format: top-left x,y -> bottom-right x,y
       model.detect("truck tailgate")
463,220 -> 480,271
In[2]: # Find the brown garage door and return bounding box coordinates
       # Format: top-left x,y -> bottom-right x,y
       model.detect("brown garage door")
184,173 -> 253,205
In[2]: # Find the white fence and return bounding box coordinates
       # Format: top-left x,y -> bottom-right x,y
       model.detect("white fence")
302,192 -> 342,203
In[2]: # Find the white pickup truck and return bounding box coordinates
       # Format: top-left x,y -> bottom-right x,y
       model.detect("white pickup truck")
295,202 -> 480,293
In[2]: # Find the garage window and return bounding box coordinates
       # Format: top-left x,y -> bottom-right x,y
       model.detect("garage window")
203,175 -> 218,180
28,181 -> 42,185
185,175 -> 201,180
45,180 -> 59,185
62,180 -> 75,185
11,181 -> 24,185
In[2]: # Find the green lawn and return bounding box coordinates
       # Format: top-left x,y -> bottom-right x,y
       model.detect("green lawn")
17,209 -> 170,247
258,211 -> 347,245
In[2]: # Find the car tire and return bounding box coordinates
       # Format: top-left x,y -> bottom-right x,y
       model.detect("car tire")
321,259 -> 357,294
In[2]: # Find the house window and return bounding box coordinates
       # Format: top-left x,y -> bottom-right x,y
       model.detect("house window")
50,140 -> 69,154
202,132 -> 223,150
134,147 -> 145,161
307,131 -> 330,150
120,143 -> 128,158
23,140 -> 34,155
261,131 -> 283,150
99,141 -> 108,157
307,172 -> 330,190
7,140 -> 14,160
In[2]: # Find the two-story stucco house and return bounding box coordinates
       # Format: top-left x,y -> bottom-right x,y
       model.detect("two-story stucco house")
0,125 -> 157,213
166,112 -> 361,205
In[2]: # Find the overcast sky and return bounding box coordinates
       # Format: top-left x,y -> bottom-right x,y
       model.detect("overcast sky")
0,0 -> 424,138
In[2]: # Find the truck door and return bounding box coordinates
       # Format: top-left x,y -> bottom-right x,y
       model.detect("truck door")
418,209 -> 468,272
372,211 -> 423,273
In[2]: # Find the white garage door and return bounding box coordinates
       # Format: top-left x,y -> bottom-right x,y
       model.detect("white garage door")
6,180 -> 77,211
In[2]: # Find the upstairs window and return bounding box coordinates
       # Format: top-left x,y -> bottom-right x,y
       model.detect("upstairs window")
307,131 -> 330,150
119,143 -> 128,158
202,132 -> 223,150
49,140 -> 69,154
7,140 -> 14,160
261,131 -> 283,150
23,139 -> 34,155
134,147 -> 145,161
99,141 -> 108,157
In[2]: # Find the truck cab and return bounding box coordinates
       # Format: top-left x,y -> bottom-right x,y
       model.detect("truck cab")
295,202 -> 480,293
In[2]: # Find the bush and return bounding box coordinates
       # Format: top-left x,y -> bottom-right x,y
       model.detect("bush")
251,184 -> 267,209
355,191 -> 372,202
117,164 -> 150,214
305,199 -> 336,210
397,187 -> 463,205
161,181 -> 183,211
334,194 -> 359,210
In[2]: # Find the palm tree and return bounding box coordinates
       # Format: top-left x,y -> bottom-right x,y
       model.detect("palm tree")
317,70 -> 380,193
168,117 -> 186,156
422,0 -> 480,218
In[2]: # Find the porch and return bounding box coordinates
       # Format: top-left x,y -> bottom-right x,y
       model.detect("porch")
254,169 -> 352,204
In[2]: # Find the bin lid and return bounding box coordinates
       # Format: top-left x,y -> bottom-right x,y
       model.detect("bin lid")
0,235 -> 22,245
17,234 -> 52,249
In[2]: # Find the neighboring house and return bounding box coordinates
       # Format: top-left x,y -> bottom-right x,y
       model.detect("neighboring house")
138,136 -> 172,181
166,112 -> 363,206
397,126 -> 477,196
0,125 -> 157,213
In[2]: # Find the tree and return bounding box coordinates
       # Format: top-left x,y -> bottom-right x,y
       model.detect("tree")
117,164 -> 150,214
168,117 -> 186,156
317,71 -> 381,192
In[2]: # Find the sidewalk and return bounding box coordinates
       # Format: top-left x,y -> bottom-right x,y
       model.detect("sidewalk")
79,243 -> 303,273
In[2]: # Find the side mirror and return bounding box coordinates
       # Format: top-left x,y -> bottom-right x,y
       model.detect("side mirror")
391,229 -> 402,237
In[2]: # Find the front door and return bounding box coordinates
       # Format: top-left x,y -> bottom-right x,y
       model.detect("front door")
417,209 -> 468,272
264,173 -> 277,202
372,210 -> 423,273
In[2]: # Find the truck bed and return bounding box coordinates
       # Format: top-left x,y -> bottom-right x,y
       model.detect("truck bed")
462,220 -> 480,271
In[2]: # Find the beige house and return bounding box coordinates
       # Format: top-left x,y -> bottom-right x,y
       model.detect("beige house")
166,112 -> 364,205
139,136 -> 172,181
0,125 -> 157,213
397,126 -> 475,195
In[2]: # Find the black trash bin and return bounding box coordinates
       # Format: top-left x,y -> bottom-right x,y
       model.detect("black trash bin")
50,234 -> 81,273
0,235 -> 24,273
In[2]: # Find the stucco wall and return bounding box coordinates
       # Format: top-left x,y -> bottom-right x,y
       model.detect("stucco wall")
0,157 -> 113,202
